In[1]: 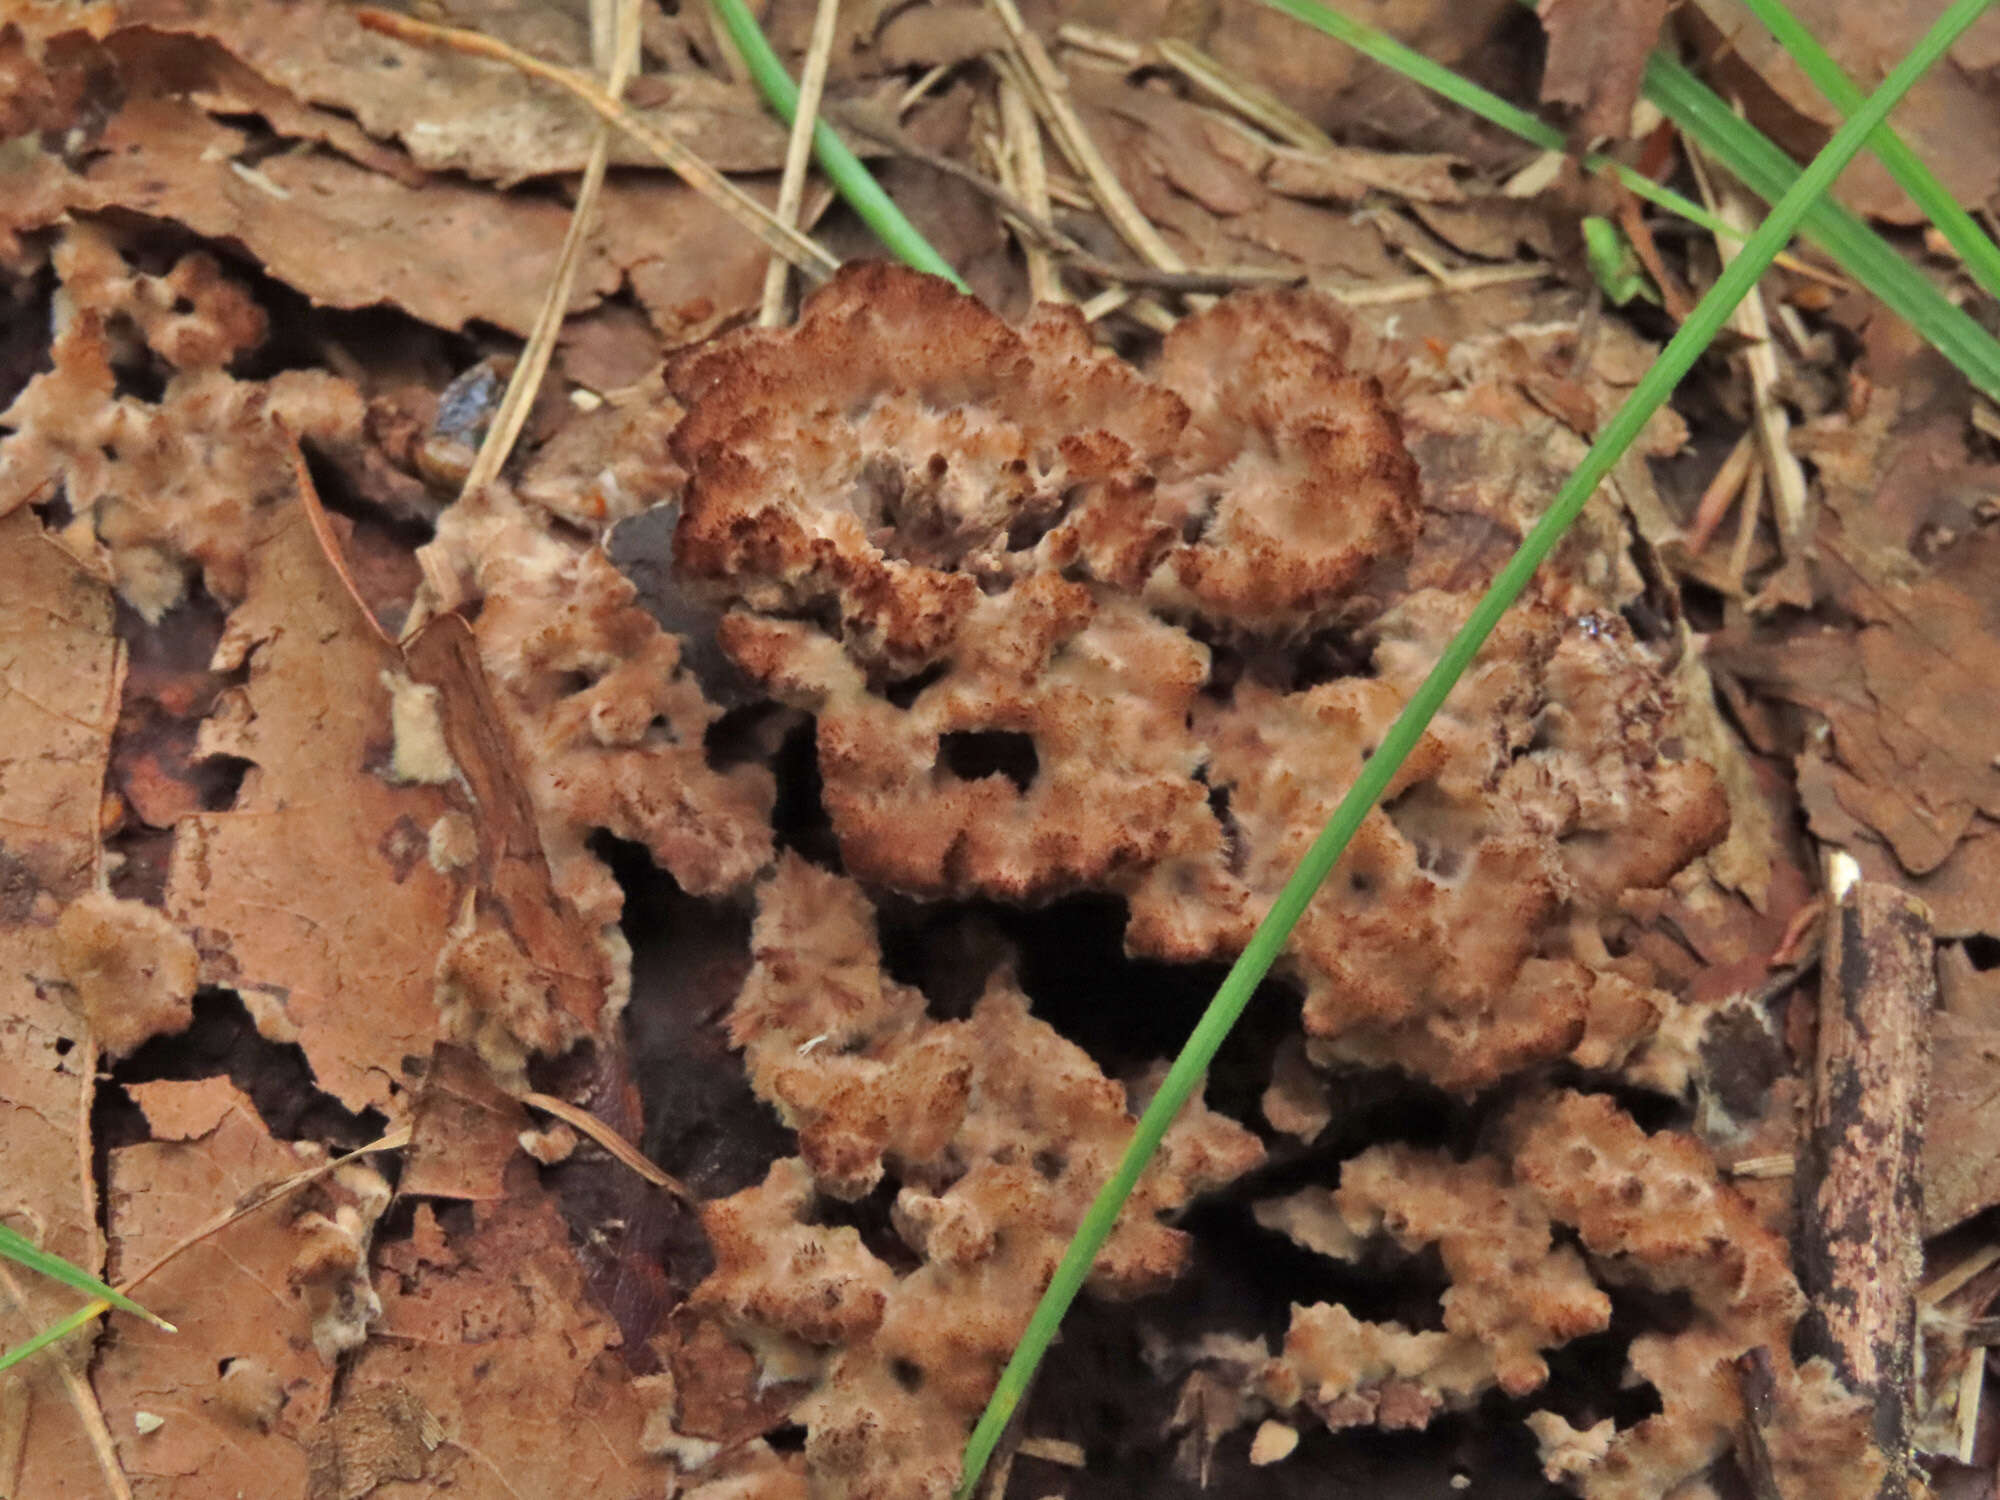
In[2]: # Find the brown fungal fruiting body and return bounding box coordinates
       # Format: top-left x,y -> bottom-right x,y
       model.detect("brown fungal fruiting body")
1246,1090 -> 1877,1499
670,265 -> 1724,1092
652,268 -> 1827,1500
683,857 -> 1262,1500
55,890 -> 199,1058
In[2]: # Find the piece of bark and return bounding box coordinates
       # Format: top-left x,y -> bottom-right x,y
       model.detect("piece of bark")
1794,867 -> 1935,1499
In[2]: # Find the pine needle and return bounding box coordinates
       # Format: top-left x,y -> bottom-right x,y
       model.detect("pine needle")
354,8 -> 840,279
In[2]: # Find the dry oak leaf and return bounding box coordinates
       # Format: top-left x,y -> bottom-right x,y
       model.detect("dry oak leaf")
1537,0 -> 1671,144
0,507 -> 122,1494
1690,0 -> 2000,222
119,0 -> 799,182
96,1082 -> 341,1499
164,497 -> 463,1115
348,1158 -> 665,1500
1713,563 -> 2000,890
64,91 -> 625,338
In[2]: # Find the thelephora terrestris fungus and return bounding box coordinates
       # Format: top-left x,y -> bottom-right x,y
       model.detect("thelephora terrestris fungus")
668,264 -> 1724,1091
641,267 -> 1848,1500
679,857 -> 1263,1500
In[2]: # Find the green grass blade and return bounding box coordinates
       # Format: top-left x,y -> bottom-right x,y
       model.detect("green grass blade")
705,0 -> 970,292
1258,0 -> 1739,242
1736,0 -> 2000,304
0,1299 -> 111,1375
0,1224 -> 172,1333
1642,49 -> 2000,400
953,0 -> 1996,1493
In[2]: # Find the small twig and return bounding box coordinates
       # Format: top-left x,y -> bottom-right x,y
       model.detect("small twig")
462,0 -> 642,496
118,1125 -> 414,1297
1154,37 -> 1338,155
994,56 -> 1062,304
1726,1153 -> 1795,1179
1727,461 -> 1764,593
355,8 -> 840,279
1953,1338 -> 1983,1462
1795,853 -> 1935,1500
1920,1244 -> 2000,1309
1685,429 -> 1756,554
982,0 -> 1190,284
1691,148 -> 1810,547
1013,1436 -> 1085,1467
284,428 -> 398,646
896,62 -> 953,116
708,0 -> 963,287
1317,260 -> 1552,306
828,102 -> 1300,294
1053,21 -> 1142,67
1745,954 -> 1817,1012
520,1093 -> 691,1200
760,0 -> 841,326
1614,179 -> 1693,320
74,1035 -> 100,1281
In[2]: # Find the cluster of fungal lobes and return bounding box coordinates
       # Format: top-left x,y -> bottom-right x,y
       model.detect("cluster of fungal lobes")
599,268 -> 1846,1500
5,229 -> 1860,1500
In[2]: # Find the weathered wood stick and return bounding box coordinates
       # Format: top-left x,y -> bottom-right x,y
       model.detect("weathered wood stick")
1795,858 -> 1935,1500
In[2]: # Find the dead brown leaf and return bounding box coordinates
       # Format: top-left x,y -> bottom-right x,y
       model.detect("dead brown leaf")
70,94 -> 625,339
120,0 -> 797,182
1924,1012 -> 2000,1233
0,508 -> 123,1491
1689,0 -> 2000,222
346,1157 -> 664,1498
1537,0 -> 1671,143
1718,546 -> 2000,904
164,499 -> 462,1115
96,1082 -> 336,1497
399,1045 -> 530,1204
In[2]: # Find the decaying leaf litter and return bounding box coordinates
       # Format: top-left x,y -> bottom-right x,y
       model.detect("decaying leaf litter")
3,1 -> 2000,1497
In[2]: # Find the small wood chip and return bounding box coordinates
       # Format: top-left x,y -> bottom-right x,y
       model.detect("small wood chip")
1248,1421 -> 1299,1466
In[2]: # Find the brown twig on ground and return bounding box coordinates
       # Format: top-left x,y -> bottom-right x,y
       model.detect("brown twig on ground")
1685,428 -> 1756,555
1732,1346 -> 1785,1500
1613,180 -> 1692,321
520,1092 -> 690,1199
463,0 -> 642,493
827,102 -> 1301,295
1795,856 -> 1936,1500
982,0 -> 1205,320
760,0 -> 841,326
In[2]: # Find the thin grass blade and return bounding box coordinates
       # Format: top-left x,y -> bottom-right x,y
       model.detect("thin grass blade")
953,0 -> 1996,1493
1641,49 -> 2000,399
0,1224 -> 171,1332
0,1299 -> 111,1375
1258,0 -> 1737,238
706,0 -> 969,291
1294,0 -> 2000,401
1735,0 -> 2000,304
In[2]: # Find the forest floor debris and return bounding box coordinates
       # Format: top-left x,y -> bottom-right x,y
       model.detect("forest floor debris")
3,2 -> 2000,1498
